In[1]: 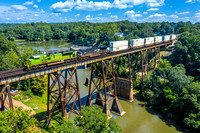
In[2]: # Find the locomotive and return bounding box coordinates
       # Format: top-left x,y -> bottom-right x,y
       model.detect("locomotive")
24,34 -> 177,70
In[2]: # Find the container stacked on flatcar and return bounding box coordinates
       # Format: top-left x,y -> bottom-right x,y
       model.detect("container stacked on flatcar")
155,36 -> 163,43
109,40 -> 128,52
163,35 -> 171,42
171,34 -> 176,40
145,37 -> 154,45
130,38 -> 144,47
25,34 -> 177,70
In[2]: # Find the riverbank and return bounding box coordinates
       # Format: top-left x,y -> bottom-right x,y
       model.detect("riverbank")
15,40 -> 75,51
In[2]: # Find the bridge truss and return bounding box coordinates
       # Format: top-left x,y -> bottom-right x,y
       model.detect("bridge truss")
0,41 -> 176,124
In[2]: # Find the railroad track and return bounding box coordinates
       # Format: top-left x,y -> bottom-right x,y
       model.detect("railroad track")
0,41 -> 172,80
0,68 -> 24,76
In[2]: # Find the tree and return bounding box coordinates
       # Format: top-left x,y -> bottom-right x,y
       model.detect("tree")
75,105 -> 123,133
56,119 -> 83,133
170,32 -> 200,77
31,76 -> 47,96
0,107 -> 38,133
182,82 -> 200,129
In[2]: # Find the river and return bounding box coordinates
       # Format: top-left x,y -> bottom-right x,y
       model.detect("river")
75,67 -> 181,133
18,40 -> 181,133
16,40 -> 75,51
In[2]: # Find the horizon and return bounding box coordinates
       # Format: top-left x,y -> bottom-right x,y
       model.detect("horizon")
0,20 -> 198,24
0,0 -> 200,23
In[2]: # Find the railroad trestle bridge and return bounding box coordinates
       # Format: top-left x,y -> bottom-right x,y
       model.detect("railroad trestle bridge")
0,40 -> 176,125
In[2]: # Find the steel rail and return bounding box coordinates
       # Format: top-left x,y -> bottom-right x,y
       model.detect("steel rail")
0,40 -> 174,85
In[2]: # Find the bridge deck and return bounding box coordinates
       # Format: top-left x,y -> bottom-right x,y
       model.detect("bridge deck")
0,41 -> 174,85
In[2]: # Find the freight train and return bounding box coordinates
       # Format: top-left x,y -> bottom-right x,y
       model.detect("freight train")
24,34 -> 177,70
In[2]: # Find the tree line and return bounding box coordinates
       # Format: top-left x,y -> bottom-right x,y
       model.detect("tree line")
0,21 -> 194,46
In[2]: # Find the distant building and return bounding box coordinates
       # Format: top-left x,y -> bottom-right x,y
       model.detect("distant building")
115,32 -> 127,37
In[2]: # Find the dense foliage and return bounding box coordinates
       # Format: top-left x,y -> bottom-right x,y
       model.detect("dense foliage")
55,105 -> 123,133
170,32 -> 200,78
142,60 -> 200,130
0,21 -> 192,46
0,107 -> 38,133
0,36 -> 39,71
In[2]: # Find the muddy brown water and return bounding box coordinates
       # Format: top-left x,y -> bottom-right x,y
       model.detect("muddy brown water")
73,67 -> 180,133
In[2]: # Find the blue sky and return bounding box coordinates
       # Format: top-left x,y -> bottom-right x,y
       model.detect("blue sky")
0,0 -> 200,23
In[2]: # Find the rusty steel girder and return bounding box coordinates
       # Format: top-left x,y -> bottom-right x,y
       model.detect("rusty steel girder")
87,58 -> 125,116
154,47 -> 161,68
0,84 -> 13,111
46,68 -> 81,126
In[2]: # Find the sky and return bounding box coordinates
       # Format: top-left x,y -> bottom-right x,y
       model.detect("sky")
0,0 -> 200,23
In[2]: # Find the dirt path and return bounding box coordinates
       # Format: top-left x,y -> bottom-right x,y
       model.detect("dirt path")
12,99 -> 36,115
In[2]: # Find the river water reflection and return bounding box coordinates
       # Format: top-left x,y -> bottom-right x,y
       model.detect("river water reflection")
16,40 -> 75,51
76,67 -> 180,133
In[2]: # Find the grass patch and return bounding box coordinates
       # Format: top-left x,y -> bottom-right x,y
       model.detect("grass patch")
160,51 -> 168,57
13,90 -> 47,120
14,39 -> 26,42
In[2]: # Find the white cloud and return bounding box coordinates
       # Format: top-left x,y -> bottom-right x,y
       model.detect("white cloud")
50,0 -> 112,12
185,0 -> 193,3
51,13 -> 61,17
50,0 -> 75,13
98,14 -> 102,16
169,15 -> 179,18
86,15 -> 91,18
124,10 -> 142,18
124,10 -> 135,15
40,9 -> 45,13
113,0 -> 165,7
6,18 -> 11,20
143,12 -> 148,14
23,1 -> 34,5
186,0 -> 200,3
34,14 -> 39,17
85,15 -> 101,21
11,5 -> 27,10
37,0 -> 41,2
33,5 -> 38,8
110,15 -> 118,19
75,0 -> 112,11
149,13 -> 166,18
176,11 -> 190,15
113,0 -> 128,9
75,14 -> 80,17
147,8 -> 159,11
50,0 -> 165,13
195,12 -> 200,18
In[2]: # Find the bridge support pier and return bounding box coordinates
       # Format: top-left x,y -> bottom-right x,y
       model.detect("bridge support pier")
154,47 -> 160,68
46,68 -> 81,126
87,59 -> 125,116
140,50 -> 149,92
0,84 -> 13,110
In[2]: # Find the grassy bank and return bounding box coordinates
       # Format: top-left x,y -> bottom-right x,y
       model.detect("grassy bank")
12,90 -> 47,121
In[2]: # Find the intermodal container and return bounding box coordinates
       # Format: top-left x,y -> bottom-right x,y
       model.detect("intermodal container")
130,38 -> 144,47
155,36 -> 163,43
109,46 -> 128,52
163,35 -> 171,41
109,40 -> 128,48
171,34 -> 176,40
145,37 -> 154,45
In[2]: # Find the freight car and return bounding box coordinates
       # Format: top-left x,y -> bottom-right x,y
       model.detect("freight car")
109,40 -> 128,52
25,34 -> 177,70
